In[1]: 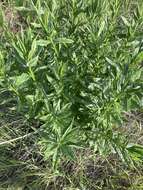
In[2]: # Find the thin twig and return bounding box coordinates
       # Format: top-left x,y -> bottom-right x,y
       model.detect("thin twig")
0,129 -> 40,146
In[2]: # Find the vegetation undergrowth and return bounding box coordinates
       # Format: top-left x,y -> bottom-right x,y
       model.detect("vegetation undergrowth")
0,0 -> 143,189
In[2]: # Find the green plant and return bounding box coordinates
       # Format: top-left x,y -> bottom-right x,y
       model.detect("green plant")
0,0 -> 143,172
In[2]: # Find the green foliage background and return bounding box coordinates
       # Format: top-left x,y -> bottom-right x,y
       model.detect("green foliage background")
0,0 -> 143,189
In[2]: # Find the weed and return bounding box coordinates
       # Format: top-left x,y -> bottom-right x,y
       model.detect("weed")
0,0 -> 143,189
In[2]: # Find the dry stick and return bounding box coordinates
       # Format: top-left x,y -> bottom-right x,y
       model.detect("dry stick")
0,129 -> 40,146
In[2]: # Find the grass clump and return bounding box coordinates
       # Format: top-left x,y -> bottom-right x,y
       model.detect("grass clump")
0,0 -> 143,189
